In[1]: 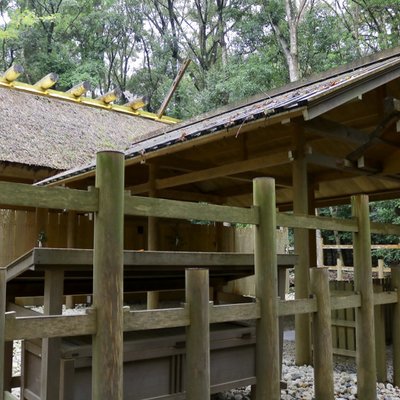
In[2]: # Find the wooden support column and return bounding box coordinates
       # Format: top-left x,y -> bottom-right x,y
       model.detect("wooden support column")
352,194 -> 377,400
374,283 -> 387,382
65,211 -> 76,309
92,151 -> 124,400
147,164 -> 159,309
391,267 -> 400,386
0,268 -> 6,400
311,267 -> 334,400
253,178 -> 280,400
40,269 -> 64,400
185,268 -> 210,400
292,129 -> 312,365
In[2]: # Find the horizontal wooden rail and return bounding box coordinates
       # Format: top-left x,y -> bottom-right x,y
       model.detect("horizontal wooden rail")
210,303 -> 260,323
276,212 -> 358,232
125,308 -> 189,331
4,313 -> 96,341
0,181 -> 98,212
278,298 -> 317,316
124,194 -> 259,224
4,291 -> 397,340
370,222 -> 400,236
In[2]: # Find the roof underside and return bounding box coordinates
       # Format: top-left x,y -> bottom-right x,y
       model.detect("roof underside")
40,47 -> 400,208
0,87 -> 167,170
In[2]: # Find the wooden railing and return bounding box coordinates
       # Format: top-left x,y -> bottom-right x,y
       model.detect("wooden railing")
1,151 -> 400,400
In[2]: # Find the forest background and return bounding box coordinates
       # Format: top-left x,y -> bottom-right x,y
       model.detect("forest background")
1,0 -> 400,261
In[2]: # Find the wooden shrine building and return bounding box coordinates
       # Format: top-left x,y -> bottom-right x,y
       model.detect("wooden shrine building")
1,47 -> 400,400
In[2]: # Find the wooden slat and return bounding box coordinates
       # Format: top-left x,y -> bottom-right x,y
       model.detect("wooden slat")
332,348 -> 356,358
125,194 -> 259,224
374,291 -> 398,305
278,298 -> 317,316
124,308 -> 189,331
370,221 -> 400,236
331,319 -> 356,328
0,182 -> 98,212
4,314 -> 96,341
210,303 -> 260,323
331,294 -> 361,310
277,212 -> 358,232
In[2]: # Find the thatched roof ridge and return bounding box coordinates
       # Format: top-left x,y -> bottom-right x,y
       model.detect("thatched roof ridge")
0,87 -> 167,170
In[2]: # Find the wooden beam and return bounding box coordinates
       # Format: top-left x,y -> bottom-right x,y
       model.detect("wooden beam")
185,268 -> 210,400
67,81 -> 91,98
34,73 -> 59,90
352,194 -> 377,400
40,270 -> 64,400
0,182 -> 98,212
96,88 -> 122,104
2,64 -> 24,82
130,151 -> 291,193
292,128 -> 312,366
304,117 -> 369,144
157,59 -> 191,118
92,151 -> 124,400
253,178 -> 280,400
124,193 -> 259,224
5,314 -> 96,340
311,267 -> 334,400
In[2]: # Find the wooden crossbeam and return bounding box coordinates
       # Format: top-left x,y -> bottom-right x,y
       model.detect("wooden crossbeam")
0,181 -> 98,212
131,151 -> 291,193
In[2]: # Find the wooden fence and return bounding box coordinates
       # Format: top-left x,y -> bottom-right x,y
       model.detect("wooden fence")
1,150 -> 400,400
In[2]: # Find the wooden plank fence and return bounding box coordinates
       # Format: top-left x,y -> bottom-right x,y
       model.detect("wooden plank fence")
1,150 -> 400,399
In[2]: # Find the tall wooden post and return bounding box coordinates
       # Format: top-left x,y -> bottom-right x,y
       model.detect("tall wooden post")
311,267 -> 334,399
292,130 -> 311,365
374,283 -> 386,382
40,269 -> 64,400
391,267 -> 400,386
0,268 -> 6,400
147,163 -> 159,309
352,194 -> 376,400
253,178 -> 280,400
92,151 -> 124,400
185,268 -> 210,400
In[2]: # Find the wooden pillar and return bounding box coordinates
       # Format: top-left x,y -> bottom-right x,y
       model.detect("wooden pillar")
40,269 -> 64,400
352,194 -> 377,400
65,211 -> 76,309
292,129 -> 311,365
253,178 -> 280,400
147,164 -> 159,309
185,268 -> 210,400
92,151 -> 124,400
374,283 -> 386,382
392,267 -> 400,386
311,267 -> 334,400
0,268 -> 6,400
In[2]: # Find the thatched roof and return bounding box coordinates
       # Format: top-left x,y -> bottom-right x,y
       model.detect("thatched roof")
0,86 -> 167,170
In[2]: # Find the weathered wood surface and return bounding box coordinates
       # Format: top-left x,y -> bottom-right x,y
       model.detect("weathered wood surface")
40,270 -> 64,400
4,392 -> 19,400
0,269 -> 6,398
352,194 -> 377,400
391,268 -> 400,386
253,178 -> 280,400
125,308 -> 190,331
125,193 -> 259,224
0,181 -> 98,212
91,151 -> 124,400
311,268 -> 334,399
185,268 -> 210,400
5,314 -> 96,340
277,212 -> 358,232
292,129 -> 312,366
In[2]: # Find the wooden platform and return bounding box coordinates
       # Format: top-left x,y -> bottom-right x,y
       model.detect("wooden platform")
5,248 -> 298,296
